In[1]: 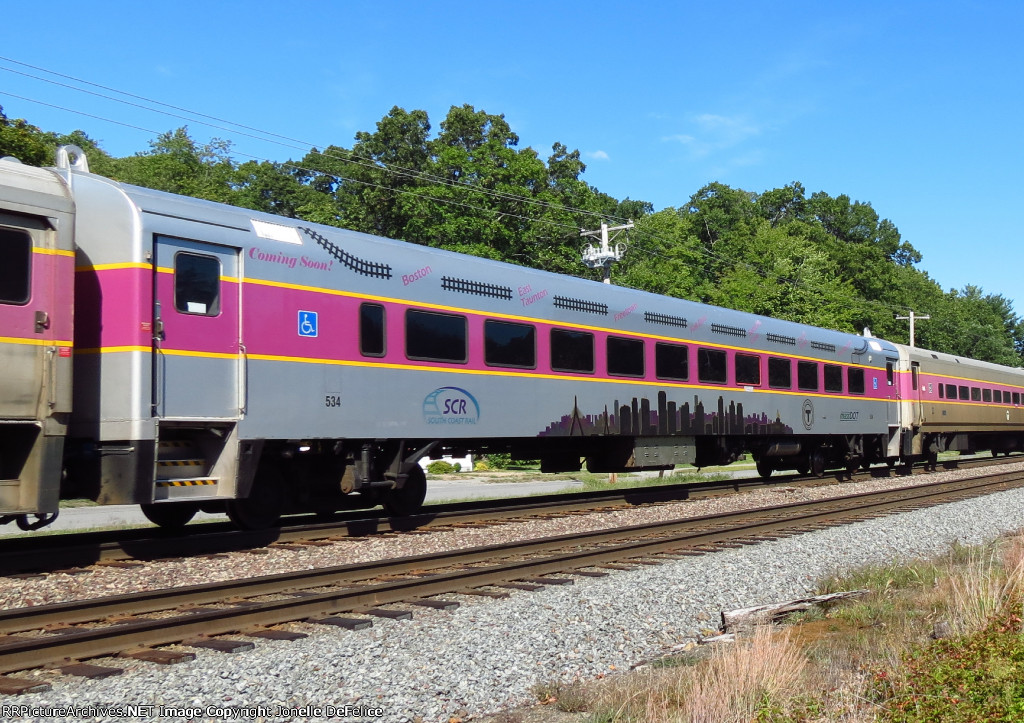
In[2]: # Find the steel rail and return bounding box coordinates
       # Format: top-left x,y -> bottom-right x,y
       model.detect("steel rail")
0,468 -> 1021,674
0,455 -> 1014,575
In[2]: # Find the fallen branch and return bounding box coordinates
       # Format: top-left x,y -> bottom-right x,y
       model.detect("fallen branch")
721,589 -> 869,633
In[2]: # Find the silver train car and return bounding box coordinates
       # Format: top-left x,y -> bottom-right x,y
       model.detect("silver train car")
2,146 -> 1023,531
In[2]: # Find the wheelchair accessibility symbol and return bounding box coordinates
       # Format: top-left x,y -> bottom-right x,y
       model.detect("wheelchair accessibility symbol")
298,310 -> 318,338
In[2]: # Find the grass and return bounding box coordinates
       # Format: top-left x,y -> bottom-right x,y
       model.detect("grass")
425,468 -> 730,505
519,530 -> 1024,722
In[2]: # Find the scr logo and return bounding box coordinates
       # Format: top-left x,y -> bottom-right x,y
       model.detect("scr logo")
423,387 -> 480,426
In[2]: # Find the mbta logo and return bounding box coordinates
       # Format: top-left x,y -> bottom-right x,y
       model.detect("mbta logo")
423,387 -> 480,425
802,399 -> 815,430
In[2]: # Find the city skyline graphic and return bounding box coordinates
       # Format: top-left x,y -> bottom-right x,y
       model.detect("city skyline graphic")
540,390 -> 794,438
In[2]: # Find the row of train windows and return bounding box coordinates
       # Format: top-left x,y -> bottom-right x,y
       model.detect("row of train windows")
937,384 -> 1021,405
361,305 -> 867,394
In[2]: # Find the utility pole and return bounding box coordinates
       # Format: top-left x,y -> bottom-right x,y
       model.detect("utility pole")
581,221 -> 632,284
895,310 -> 930,347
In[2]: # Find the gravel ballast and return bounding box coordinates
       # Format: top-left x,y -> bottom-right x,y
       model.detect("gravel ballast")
7,465 -> 1024,722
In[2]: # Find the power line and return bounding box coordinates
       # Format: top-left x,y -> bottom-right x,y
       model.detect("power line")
0,57 -> 633,226
0,60 -> 947,325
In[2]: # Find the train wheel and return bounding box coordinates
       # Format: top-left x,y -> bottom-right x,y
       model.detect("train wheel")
141,502 -> 198,531
383,466 -> 427,516
755,457 -> 773,479
227,468 -> 283,529
809,449 -> 826,478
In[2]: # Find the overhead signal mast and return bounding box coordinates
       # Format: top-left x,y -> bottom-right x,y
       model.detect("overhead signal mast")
581,221 -> 633,284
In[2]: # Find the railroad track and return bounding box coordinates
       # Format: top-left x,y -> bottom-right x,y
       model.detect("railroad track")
0,465 -> 1022,687
1,455 -> 1014,575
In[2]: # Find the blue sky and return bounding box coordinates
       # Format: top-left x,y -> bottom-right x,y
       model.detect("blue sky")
2,1 -> 1021,318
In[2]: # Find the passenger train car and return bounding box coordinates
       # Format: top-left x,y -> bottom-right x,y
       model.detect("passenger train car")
1,146 -> 1023,531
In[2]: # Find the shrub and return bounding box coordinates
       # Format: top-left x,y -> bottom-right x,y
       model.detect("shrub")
426,460 -> 455,474
484,453 -> 512,469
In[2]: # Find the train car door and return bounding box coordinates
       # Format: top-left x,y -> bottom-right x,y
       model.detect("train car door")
884,356 -> 900,424
152,236 -> 242,420
0,213 -> 72,420
909,361 -> 923,427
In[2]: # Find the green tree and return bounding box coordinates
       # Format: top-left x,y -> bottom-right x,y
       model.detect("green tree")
110,127 -> 236,202
0,105 -> 55,166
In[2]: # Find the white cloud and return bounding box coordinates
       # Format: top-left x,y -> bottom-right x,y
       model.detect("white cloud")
586,150 -> 610,160
662,113 -> 763,163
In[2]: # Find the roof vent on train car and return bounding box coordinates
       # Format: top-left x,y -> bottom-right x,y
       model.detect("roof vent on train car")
811,341 -> 837,353
55,145 -> 90,173
766,332 -> 796,346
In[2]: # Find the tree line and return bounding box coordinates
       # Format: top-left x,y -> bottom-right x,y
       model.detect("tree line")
3,103 -> 1021,366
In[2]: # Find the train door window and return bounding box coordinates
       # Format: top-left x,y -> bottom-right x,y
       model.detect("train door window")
911,363 -> 920,390
768,357 -> 791,389
982,388 -> 992,403
607,336 -> 645,377
885,361 -> 895,386
174,252 -> 221,316
971,387 -> 981,402
484,319 -> 536,368
551,329 -> 594,373
735,353 -> 761,386
958,386 -> 970,400
406,309 -> 467,363
1015,392 -> 1021,405
697,348 -> 727,384
824,364 -> 843,393
848,368 -> 865,395
359,303 -> 386,357
938,384 -> 944,399
994,390 -> 1002,403
0,227 -> 31,305
655,343 -> 688,381
797,361 -> 819,391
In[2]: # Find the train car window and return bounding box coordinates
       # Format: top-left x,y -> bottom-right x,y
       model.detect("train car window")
886,361 -> 895,386
958,386 -> 970,401
607,336 -> 645,377
971,387 -> 981,402
797,361 -> 819,391
848,368 -> 865,395
655,343 -> 688,381
911,363 -> 920,390
484,320 -> 536,369
947,384 -> 958,399
983,389 -> 993,403
824,364 -> 843,393
1015,392 -> 1021,405
938,384 -> 944,399
359,303 -> 386,357
405,309 -> 467,363
550,329 -> 594,373
0,227 -> 31,305
768,357 -> 792,389
994,390 -> 1002,403
174,252 -> 221,316
735,353 -> 761,386
697,348 -> 727,384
